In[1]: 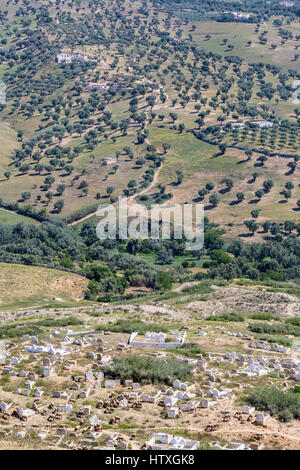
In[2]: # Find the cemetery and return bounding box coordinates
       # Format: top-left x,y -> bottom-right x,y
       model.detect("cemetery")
0,300 -> 299,451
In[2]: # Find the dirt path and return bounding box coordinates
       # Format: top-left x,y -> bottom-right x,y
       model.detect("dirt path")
172,281 -> 200,293
69,209 -> 98,226
69,161 -> 163,226
0,207 -> 18,215
128,160 -> 163,202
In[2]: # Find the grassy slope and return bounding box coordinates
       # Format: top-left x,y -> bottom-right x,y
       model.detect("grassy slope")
188,20 -> 300,70
0,263 -> 89,310
0,209 -> 39,225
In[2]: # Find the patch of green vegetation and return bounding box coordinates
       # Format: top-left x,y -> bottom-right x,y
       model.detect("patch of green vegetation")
34,316 -> 82,328
0,209 -> 38,226
285,317 -> 300,327
181,281 -> 214,295
247,386 -> 300,421
206,312 -> 244,322
37,303 -> 81,310
96,319 -> 170,334
103,355 -> 192,385
87,312 -> 106,317
246,313 -> 281,321
0,375 -> 10,386
0,323 -> 42,339
177,344 -> 207,358
248,322 -> 300,337
254,334 -> 292,347
0,316 -> 82,339
115,422 -> 137,430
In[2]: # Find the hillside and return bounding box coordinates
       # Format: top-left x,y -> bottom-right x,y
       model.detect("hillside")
0,0 -> 299,455
0,0 -> 298,240
0,262 -> 88,310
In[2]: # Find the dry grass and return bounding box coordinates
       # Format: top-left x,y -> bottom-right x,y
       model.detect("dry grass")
0,263 -> 88,310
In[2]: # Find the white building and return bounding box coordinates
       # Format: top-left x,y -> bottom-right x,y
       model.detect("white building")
56,53 -> 90,64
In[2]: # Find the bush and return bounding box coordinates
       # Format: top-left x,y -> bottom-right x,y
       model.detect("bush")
247,313 -> 280,321
206,312 -> 244,322
35,317 -> 82,327
255,334 -> 292,347
278,409 -> 293,422
247,386 -> 300,420
103,355 -> 192,385
0,317 -> 81,338
285,317 -> 300,327
194,272 -> 208,280
97,319 -> 169,335
0,324 -> 42,339
248,322 -> 300,336
210,249 -> 232,264
178,344 -> 207,358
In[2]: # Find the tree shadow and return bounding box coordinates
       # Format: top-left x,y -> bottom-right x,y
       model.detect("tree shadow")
211,151 -> 223,158
238,232 -> 254,238
219,188 -> 229,195
204,204 -> 215,211
263,235 -> 275,241
193,196 -> 204,203
248,199 -> 260,204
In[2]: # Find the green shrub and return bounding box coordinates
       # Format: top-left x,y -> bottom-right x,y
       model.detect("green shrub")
0,324 -> 42,339
248,322 -> 300,336
285,317 -> 300,327
178,344 -> 207,358
206,312 -> 244,322
35,317 -> 82,327
103,355 -> 192,385
0,317 -> 81,339
254,334 -> 292,347
210,249 -> 232,264
247,386 -> 300,420
247,313 -> 280,321
278,409 -> 293,422
97,319 -> 169,334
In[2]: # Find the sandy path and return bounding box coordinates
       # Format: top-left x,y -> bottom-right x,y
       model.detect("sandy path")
69,160 -> 163,226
